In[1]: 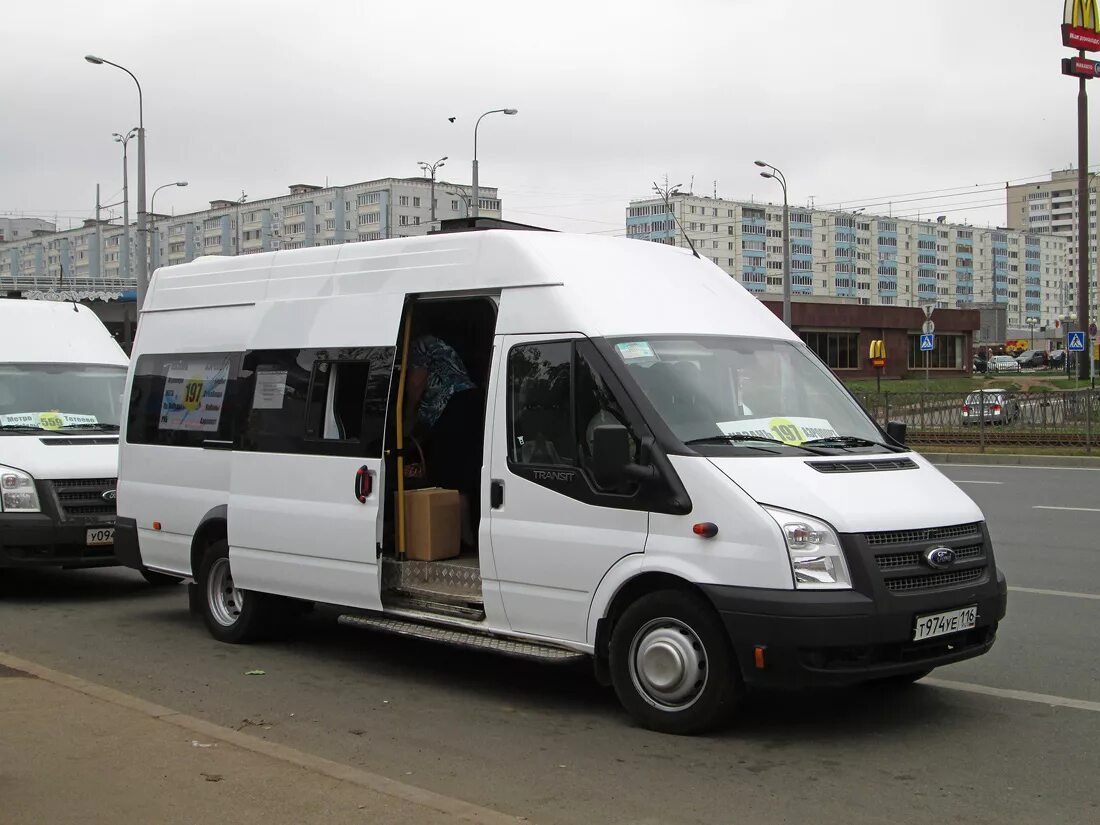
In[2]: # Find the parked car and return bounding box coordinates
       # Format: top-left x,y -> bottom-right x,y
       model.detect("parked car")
961,389 -> 1020,425
973,355 -> 988,374
988,355 -> 1021,373
1049,349 -> 1067,369
1014,350 -> 1046,369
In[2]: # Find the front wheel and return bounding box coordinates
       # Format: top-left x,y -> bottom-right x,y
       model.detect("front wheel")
197,539 -> 280,643
609,590 -> 742,735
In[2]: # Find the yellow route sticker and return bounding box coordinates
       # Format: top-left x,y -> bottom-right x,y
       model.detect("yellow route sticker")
767,417 -> 807,445
182,377 -> 205,412
38,412 -> 64,430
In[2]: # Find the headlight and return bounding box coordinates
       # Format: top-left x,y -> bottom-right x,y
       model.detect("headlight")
0,465 -> 41,513
763,506 -> 851,590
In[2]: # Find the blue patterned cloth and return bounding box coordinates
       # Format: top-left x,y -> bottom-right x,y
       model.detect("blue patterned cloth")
409,335 -> 475,428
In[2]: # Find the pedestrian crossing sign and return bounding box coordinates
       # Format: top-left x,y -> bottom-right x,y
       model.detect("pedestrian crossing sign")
919,333 -> 934,351
1068,331 -> 1086,351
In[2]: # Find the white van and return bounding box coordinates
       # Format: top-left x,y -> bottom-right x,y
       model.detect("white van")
116,229 -> 1007,733
0,299 -> 152,576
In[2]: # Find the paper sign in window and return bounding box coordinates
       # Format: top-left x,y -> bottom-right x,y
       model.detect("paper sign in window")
251,370 -> 288,410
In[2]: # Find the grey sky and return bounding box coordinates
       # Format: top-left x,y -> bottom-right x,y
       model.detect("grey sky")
0,0 -> 1090,235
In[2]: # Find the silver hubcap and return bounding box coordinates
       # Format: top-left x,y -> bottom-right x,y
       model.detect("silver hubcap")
207,557 -> 244,627
629,617 -> 708,711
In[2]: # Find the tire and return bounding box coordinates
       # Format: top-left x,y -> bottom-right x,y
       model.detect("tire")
609,590 -> 742,735
140,569 -> 183,587
197,539 -> 280,643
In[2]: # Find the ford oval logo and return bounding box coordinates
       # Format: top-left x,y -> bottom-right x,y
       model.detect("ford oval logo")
924,546 -> 956,570
102,489 -> 117,503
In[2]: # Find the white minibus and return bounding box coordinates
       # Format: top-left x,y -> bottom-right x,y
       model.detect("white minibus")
0,298 -> 176,582
116,228 -> 1006,733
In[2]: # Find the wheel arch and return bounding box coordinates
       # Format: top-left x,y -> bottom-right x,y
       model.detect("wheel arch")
190,505 -> 228,578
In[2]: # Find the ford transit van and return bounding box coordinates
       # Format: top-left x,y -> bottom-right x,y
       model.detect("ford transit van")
0,299 -> 137,574
115,229 -> 1007,733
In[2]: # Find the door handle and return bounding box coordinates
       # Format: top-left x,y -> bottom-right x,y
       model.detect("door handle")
490,480 -> 504,509
354,466 -> 372,503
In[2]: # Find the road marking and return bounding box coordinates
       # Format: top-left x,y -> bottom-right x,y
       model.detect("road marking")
0,651 -> 528,825
1033,505 -> 1100,513
923,678 -> 1100,714
953,480 -> 1004,485
1008,585 -> 1100,601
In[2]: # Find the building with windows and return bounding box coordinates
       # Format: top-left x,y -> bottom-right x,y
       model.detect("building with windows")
0,177 -> 500,302
0,217 -> 55,243
1005,168 -> 1097,329
626,193 -> 1070,330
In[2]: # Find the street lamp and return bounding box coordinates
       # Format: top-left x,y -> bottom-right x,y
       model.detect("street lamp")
755,160 -> 791,327
113,129 -> 138,283
86,54 -> 148,310
150,181 -> 188,272
417,157 -> 447,225
471,108 -> 518,218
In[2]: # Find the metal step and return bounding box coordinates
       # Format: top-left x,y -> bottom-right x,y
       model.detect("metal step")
337,614 -> 587,663
381,556 -> 483,605
385,593 -> 486,622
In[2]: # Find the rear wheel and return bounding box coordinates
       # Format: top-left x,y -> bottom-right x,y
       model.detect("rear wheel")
197,539 -> 281,643
140,569 -> 183,587
609,590 -> 741,735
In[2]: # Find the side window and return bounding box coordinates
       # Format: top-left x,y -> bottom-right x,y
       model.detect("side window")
127,352 -> 239,447
508,341 -> 575,466
239,347 -> 394,456
508,339 -> 640,485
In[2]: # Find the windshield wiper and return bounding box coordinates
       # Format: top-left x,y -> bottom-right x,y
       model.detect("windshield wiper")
685,434 -> 787,446
58,423 -> 120,431
0,424 -> 50,432
801,435 -> 902,452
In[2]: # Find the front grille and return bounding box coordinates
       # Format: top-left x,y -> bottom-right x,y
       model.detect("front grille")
807,458 -> 918,473
884,566 -> 985,593
875,543 -> 984,571
865,523 -> 982,546
49,478 -> 117,519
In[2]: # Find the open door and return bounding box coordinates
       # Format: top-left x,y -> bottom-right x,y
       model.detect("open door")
227,294 -> 405,610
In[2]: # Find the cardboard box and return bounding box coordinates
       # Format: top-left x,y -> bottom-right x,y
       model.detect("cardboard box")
404,487 -> 461,561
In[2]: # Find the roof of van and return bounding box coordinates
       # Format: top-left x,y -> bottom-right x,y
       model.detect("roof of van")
144,230 -> 796,342
0,298 -> 128,367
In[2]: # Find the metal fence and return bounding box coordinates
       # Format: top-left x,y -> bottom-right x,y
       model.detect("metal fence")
855,389 -> 1099,452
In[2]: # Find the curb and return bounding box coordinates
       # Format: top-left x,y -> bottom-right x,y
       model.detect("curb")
921,451 -> 1100,468
0,651 -> 527,825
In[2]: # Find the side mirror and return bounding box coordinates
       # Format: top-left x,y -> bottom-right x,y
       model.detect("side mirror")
592,424 -> 632,486
885,420 -> 907,446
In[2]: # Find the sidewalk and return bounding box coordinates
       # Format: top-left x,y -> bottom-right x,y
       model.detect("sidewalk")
0,656 -> 523,825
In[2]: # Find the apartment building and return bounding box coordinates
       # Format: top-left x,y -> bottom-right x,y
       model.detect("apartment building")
626,193 -> 1070,329
0,177 -> 500,300
0,217 -> 55,243
1005,168 -> 1097,325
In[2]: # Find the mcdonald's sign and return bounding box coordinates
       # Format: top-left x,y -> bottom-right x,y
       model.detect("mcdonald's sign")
868,339 -> 886,368
1063,0 -> 1100,51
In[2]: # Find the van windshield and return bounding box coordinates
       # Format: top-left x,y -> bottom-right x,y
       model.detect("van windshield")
609,336 -> 886,453
0,364 -> 127,432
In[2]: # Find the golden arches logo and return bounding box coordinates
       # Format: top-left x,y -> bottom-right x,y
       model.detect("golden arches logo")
1066,0 -> 1100,31
868,339 -> 886,359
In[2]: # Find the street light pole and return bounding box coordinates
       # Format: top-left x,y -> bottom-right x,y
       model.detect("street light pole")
755,160 -> 791,327
113,130 -> 137,283
150,181 -> 188,273
471,108 -> 517,218
86,55 -> 148,309
418,157 -> 447,226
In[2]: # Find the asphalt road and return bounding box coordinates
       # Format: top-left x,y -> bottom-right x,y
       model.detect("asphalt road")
2,462 -> 1098,824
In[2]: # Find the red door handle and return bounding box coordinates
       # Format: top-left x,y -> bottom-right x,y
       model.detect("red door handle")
354,466 -> 372,503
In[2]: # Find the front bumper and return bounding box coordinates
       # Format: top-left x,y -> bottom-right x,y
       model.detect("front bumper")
700,523 -> 1008,688
0,512 -> 118,569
